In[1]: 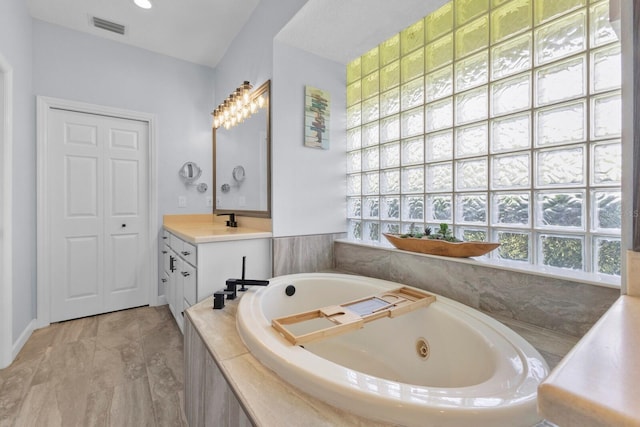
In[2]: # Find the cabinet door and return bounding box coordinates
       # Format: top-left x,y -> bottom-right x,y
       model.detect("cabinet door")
160,271 -> 169,299
167,250 -> 178,317
182,262 -> 196,306
174,257 -> 184,331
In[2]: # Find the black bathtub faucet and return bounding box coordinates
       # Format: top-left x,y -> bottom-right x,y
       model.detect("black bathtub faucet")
213,256 -> 269,309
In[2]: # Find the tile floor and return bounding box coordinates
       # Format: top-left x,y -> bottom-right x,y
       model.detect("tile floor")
0,305 -> 186,427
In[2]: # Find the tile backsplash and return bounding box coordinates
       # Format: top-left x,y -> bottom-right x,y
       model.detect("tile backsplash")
334,241 -> 619,338
271,234 -> 620,338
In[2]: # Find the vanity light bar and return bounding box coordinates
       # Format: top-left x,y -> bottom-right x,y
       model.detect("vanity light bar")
212,81 -> 266,130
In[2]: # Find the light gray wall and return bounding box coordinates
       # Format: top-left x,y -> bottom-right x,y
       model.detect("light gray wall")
213,0 -> 347,237
32,20 -> 216,220
32,20 -> 216,302
214,0 -> 308,106
272,41 -> 346,236
0,0 -> 36,344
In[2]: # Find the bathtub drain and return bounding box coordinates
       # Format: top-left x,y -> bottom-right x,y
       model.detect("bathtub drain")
416,338 -> 430,360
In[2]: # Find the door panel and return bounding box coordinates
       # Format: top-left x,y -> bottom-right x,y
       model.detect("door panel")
65,235 -> 100,298
48,108 -> 149,322
110,233 -> 139,292
104,117 -> 148,311
65,122 -> 97,146
65,155 -> 98,217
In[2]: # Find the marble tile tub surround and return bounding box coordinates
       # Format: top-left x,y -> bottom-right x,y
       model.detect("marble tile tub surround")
186,295 -> 562,426
0,305 -> 187,427
539,296 -> 640,427
626,250 -> 640,296
334,241 -> 619,338
185,297 -> 392,427
273,232 -> 346,276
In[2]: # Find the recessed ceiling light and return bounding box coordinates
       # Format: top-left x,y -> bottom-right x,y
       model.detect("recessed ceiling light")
134,0 -> 152,9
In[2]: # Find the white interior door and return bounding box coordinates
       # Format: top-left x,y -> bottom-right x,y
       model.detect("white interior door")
47,108 -> 149,322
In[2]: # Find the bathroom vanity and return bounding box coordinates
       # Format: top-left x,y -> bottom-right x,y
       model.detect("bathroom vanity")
162,214 -> 272,332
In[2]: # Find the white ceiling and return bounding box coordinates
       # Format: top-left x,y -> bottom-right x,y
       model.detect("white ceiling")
27,0 -> 448,69
276,0 -> 448,65
27,0 -> 261,68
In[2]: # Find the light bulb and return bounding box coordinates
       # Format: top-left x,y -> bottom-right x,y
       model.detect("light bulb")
242,81 -> 252,103
134,0 -> 152,9
223,100 -> 230,119
258,95 -> 265,108
235,89 -> 243,109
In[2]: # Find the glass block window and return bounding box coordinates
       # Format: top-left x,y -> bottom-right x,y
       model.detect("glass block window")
346,0 -> 621,278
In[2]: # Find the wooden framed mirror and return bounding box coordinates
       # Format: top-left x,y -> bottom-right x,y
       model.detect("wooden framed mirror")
213,80 -> 271,218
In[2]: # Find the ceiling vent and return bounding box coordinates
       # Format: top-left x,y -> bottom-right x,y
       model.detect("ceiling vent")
92,17 -> 126,35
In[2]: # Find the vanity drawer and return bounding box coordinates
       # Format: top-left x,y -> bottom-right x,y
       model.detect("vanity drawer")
170,233 -> 183,252
180,241 -> 197,266
168,234 -> 196,266
161,243 -> 171,273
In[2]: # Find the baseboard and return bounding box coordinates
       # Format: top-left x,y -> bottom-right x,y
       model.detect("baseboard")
156,295 -> 167,306
12,319 -> 35,360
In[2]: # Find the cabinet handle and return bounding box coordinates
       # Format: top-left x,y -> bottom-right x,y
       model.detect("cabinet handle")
162,236 -> 168,240
169,256 -> 176,272
161,278 -> 167,283
181,251 -> 191,256
181,271 -> 190,277
162,250 -> 167,254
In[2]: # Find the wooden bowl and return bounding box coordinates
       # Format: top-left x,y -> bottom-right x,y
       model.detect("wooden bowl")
383,233 -> 500,258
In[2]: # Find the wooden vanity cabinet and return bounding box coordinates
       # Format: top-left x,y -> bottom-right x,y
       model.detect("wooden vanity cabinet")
161,229 -> 271,333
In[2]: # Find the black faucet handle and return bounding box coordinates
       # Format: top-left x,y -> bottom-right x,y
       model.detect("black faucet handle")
213,290 -> 230,309
217,212 -> 238,227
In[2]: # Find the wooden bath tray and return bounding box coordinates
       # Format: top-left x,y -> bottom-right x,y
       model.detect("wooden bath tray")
271,287 -> 435,345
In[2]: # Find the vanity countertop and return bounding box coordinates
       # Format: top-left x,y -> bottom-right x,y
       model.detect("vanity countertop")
163,214 -> 272,244
538,295 -> 640,426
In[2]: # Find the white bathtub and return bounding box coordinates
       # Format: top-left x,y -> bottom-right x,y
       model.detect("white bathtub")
236,273 -> 549,427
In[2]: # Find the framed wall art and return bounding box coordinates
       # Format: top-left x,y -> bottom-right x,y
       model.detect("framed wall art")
304,86 -> 330,149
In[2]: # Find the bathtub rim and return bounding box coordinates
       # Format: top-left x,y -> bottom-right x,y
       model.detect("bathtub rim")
236,272 -> 549,426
